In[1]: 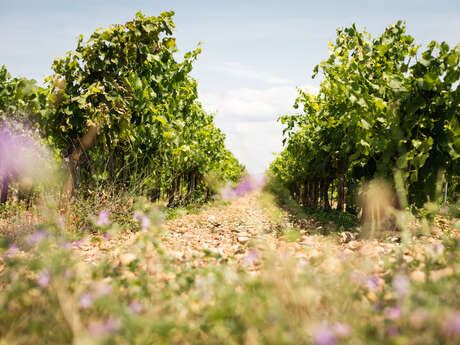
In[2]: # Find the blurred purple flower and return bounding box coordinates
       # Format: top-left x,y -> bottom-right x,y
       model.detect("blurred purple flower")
432,243 -> 445,256
96,210 -> 110,227
387,325 -> 399,337
366,276 -> 379,291
88,321 -> 106,338
333,323 -> 351,338
129,300 -> 143,314
313,322 -> 337,345
61,242 -> 73,250
220,175 -> 266,201
62,269 -> 73,280
141,216 -> 150,230
88,317 -> 121,338
393,273 -> 409,298
27,230 -> 49,245
38,269 -> 51,288
243,249 -> 259,265
3,244 -> 19,259
0,125 -> 52,191
299,259 -> 309,267
443,312 -> 460,338
133,212 -> 150,230
105,317 -> 121,332
103,232 -> 111,241
234,178 -> 251,196
386,306 -> 402,321
61,239 -> 83,250
0,127 -> 29,178
94,283 -> 112,297
61,242 -> 73,249
79,292 -> 93,309
74,239 -> 84,247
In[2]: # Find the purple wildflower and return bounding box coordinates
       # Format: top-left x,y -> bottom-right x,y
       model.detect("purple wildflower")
366,276 -> 379,291
62,269 -> 73,280
0,125 -> 53,192
0,127 -> 33,179
133,212 -> 150,230
243,249 -> 260,266
27,230 -> 49,245
103,232 -> 111,241
386,306 -> 402,321
133,212 -> 141,221
443,312 -> 460,338
333,323 -> 351,338
299,259 -> 309,267
129,300 -> 143,314
88,321 -> 106,338
79,292 -> 93,309
432,243 -> 445,256
61,239 -> 83,250
72,239 -> 83,248
94,283 -> 112,297
313,322 -> 337,345
141,215 -> 150,230
220,175 -> 266,201
38,269 -> 51,288
96,210 -> 110,227
234,178 -> 251,196
104,317 -> 121,332
393,273 -> 409,298
61,242 -> 73,250
88,317 -> 121,338
3,244 -> 19,259
387,325 -> 399,337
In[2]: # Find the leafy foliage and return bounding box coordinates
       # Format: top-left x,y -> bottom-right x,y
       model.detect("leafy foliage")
272,21 -> 460,211
1,12 -> 244,205
0,65 -> 46,128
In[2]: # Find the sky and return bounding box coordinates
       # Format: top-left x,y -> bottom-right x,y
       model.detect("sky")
1,0 -> 460,173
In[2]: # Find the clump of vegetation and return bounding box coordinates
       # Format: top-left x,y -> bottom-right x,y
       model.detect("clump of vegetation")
264,174 -> 358,233
0,11 -> 244,208
272,21 -> 460,213
0,193 -> 459,345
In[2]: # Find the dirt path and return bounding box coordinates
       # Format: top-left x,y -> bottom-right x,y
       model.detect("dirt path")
76,190 -> 315,267
161,192 -> 274,266
78,192 -> 271,265
75,189 -> 453,281
78,191 -> 334,271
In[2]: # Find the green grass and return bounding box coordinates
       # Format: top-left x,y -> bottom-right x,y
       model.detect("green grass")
161,198 -> 230,221
263,177 -> 359,234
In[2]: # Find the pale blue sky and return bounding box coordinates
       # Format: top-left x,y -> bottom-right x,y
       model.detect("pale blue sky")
2,1 -> 459,173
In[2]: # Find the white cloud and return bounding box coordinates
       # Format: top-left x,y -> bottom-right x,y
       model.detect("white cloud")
211,62 -> 293,85
199,83 -> 318,173
217,119 -> 284,174
201,84 -> 318,121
